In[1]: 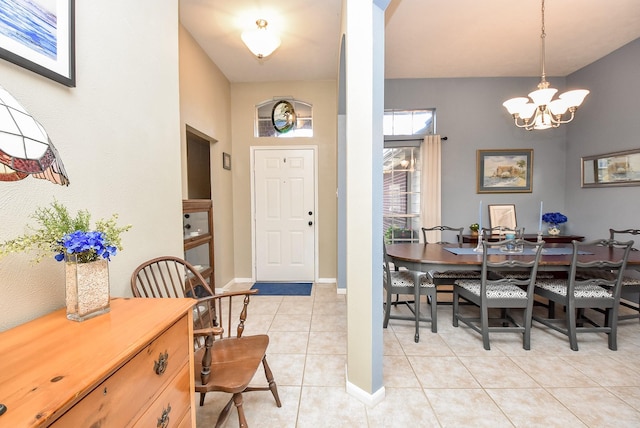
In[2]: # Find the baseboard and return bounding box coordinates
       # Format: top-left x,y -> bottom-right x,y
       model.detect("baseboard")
336,287 -> 346,295
316,277 -> 337,284
345,374 -> 385,407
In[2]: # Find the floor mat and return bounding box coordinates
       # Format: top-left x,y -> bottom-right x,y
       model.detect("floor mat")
250,282 -> 312,296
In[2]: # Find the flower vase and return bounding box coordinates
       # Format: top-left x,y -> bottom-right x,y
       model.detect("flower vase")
547,225 -> 561,236
65,258 -> 110,321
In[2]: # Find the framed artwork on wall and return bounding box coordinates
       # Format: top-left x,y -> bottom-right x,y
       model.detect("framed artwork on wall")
222,152 -> 231,170
477,149 -> 533,193
581,148 -> 640,188
0,0 -> 75,87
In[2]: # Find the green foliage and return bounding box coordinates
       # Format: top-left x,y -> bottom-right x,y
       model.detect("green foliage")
469,223 -> 480,232
0,200 -> 131,263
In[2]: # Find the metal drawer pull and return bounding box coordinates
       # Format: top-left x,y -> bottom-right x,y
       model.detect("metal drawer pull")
154,351 -> 169,375
157,404 -> 171,428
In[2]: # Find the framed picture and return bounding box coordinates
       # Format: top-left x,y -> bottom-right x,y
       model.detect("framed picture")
222,152 -> 231,170
477,149 -> 533,193
581,148 -> 640,188
488,204 -> 517,229
0,0 -> 75,87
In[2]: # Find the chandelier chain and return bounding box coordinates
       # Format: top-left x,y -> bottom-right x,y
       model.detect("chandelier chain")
539,0 -> 547,87
501,0 -> 589,130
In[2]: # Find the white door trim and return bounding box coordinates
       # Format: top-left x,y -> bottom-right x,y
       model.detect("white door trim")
250,145 -> 319,282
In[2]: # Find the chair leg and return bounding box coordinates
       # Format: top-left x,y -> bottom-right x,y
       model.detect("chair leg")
383,288 -> 392,328
414,290 -> 420,343
233,393 -> 248,428
430,290 -> 438,333
199,392 -> 207,406
608,307 -> 619,351
262,356 -> 282,407
481,303 -> 490,350
523,308 -> 532,351
566,304 -> 579,351
215,396 -> 236,428
452,287 -> 459,327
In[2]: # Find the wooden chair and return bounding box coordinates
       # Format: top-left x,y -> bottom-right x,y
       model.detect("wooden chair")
131,256 -> 281,427
533,239 -> 634,351
452,239 -> 545,350
383,242 -> 437,341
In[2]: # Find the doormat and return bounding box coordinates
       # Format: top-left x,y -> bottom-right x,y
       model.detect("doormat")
250,282 -> 312,296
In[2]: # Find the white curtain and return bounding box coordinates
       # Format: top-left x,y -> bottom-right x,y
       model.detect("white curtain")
420,135 -> 442,243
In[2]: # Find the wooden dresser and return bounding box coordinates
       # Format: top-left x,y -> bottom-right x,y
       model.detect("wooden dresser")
0,297 -> 195,427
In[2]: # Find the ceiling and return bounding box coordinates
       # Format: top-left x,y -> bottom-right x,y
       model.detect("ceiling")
180,0 -> 640,83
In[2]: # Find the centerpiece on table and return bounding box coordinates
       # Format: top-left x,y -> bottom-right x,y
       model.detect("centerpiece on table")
541,212 -> 567,236
469,223 -> 480,236
0,200 -> 131,321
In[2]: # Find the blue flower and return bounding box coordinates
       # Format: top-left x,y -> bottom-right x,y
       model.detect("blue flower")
541,212 -> 567,225
55,230 -> 118,263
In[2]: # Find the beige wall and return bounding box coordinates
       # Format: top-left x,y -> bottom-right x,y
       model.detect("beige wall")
178,25 -> 235,287
231,82 -> 338,280
0,0 -> 182,331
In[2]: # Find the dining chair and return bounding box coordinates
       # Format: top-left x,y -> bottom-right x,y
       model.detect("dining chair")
383,242 -> 437,341
481,226 -> 525,241
576,229 -> 640,323
131,256 -> 282,427
532,239 -> 634,351
452,239 -> 545,350
421,225 -> 482,304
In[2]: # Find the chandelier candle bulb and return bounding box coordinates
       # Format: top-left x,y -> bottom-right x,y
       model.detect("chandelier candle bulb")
478,200 -> 482,231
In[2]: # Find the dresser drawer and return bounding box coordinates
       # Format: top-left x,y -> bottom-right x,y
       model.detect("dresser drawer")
134,363 -> 191,427
52,315 -> 190,427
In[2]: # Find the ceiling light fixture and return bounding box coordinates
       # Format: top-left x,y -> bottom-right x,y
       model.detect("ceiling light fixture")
241,19 -> 281,59
0,85 -> 70,185
502,0 -> 589,131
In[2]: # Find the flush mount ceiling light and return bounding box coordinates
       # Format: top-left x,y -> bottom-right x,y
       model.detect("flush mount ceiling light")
241,19 -> 281,59
502,0 -> 589,131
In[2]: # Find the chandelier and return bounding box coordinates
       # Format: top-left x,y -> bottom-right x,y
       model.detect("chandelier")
502,0 -> 589,130
241,19 -> 281,59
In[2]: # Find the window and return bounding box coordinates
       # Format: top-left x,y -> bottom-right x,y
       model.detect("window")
255,99 -> 313,138
382,108 -> 435,243
383,146 -> 421,243
383,109 -> 435,136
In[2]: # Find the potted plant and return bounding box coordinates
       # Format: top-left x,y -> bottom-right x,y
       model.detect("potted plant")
541,212 -> 567,236
0,200 -> 131,321
469,223 -> 480,236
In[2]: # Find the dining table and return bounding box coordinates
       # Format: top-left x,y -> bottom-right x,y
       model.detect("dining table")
385,242 -> 640,274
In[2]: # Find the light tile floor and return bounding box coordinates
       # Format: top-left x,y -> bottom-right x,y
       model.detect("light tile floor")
196,283 -> 640,427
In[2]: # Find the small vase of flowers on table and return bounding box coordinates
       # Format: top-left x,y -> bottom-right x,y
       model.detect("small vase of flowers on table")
0,200 -> 131,321
541,212 -> 567,236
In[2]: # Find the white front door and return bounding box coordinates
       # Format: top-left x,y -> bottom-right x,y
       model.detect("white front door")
253,148 -> 316,281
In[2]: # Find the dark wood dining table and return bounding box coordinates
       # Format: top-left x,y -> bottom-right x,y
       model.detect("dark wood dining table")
385,242 -> 640,273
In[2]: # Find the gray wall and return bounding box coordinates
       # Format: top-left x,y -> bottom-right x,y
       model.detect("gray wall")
565,38 -> 640,240
385,77 -> 570,235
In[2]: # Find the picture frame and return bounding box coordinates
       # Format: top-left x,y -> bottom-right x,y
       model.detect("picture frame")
581,148 -> 640,188
0,0 -> 75,87
477,149 -> 533,193
222,152 -> 231,170
488,204 -> 517,229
